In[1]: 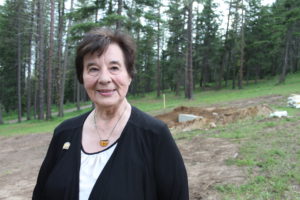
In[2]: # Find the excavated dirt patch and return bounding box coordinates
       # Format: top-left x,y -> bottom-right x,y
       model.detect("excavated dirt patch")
156,105 -> 273,134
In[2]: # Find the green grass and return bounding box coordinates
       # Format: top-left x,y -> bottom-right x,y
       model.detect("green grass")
1,72 -> 300,136
170,73 -> 300,199
197,116 -> 300,199
2,101 -> 92,121
129,72 -> 300,113
0,108 -> 91,136
188,110 -> 300,199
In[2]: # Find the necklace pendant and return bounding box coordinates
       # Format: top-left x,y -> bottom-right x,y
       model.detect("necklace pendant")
99,140 -> 109,147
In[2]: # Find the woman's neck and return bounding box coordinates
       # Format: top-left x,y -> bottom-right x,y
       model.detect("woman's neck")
94,100 -> 129,121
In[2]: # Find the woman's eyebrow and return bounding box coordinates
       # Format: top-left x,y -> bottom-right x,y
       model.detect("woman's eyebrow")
86,62 -> 97,67
109,60 -> 121,65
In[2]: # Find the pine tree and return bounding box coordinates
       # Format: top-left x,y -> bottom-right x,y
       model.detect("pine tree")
0,0 -> 32,117
16,0 -> 24,122
57,0 -> 66,117
46,0 -> 55,120
0,103 -> 3,124
164,0 -> 186,96
195,0 -> 220,89
185,0 -> 193,99
277,0 -> 300,83
26,0 -> 35,120
37,0 -> 45,120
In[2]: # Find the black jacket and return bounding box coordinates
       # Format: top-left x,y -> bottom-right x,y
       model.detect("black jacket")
32,106 -> 189,200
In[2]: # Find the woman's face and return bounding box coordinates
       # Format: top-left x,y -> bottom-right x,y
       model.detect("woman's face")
83,43 -> 132,109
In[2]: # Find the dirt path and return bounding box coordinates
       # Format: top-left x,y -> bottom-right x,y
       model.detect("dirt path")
7,104 -> 92,124
0,95 -> 287,199
0,133 -> 52,200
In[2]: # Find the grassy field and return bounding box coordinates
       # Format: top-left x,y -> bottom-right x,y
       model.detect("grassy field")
172,73 -> 300,199
183,111 -> 300,200
0,72 -> 300,199
129,72 -> 300,112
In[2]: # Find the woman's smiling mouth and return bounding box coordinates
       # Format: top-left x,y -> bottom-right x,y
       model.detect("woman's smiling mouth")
96,89 -> 116,96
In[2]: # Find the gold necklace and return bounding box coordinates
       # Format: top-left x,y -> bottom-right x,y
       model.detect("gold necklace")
93,105 -> 127,147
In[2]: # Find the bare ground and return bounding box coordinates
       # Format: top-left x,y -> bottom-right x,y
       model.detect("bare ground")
0,95 -> 287,200
0,133 -> 52,200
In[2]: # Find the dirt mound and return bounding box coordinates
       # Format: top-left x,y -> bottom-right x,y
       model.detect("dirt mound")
156,105 -> 273,134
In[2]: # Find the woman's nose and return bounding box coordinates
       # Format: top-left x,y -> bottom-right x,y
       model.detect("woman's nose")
97,68 -> 111,84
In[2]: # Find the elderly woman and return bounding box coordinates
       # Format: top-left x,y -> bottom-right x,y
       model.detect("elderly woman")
32,28 -> 189,200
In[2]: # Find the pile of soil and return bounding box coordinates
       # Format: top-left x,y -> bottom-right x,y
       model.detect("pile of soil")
156,105 -> 273,134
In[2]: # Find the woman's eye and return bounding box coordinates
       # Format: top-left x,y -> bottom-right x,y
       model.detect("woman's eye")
87,67 -> 99,76
110,66 -> 119,71
89,67 -> 98,72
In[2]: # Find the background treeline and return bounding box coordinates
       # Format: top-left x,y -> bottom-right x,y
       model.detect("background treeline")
0,0 -> 300,123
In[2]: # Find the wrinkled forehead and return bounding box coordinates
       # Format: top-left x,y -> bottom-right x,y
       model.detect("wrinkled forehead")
83,43 -> 125,65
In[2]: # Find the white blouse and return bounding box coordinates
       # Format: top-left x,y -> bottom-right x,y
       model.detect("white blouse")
79,143 -> 117,200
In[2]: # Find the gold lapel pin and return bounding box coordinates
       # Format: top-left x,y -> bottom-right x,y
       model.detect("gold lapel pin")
62,142 -> 71,150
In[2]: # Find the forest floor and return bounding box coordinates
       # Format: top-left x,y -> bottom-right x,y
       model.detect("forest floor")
0,94 -> 298,200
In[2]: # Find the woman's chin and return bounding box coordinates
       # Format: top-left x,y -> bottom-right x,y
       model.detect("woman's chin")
93,99 -> 125,109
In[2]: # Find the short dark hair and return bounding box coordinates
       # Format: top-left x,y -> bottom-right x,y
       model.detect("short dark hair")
75,28 -> 136,84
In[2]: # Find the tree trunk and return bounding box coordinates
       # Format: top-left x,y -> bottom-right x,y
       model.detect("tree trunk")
278,39 -> 289,84
201,42 -> 209,89
17,1 -> 23,123
225,45 -> 232,87
278,26 -> 292,84
255,64 -> 259,84
0,104 -> 3,124
185,0 -> 193,99
57,0 -> 65,117
34,57 -> 38,119
232,68 -> 236,89
295,44 -> 299,72
26,0 -> 35,121
116,0 -> 122,29
295,28 -> 300,72
218,0 -> 232,89
46,0 -> 55,120
156,7 -> 161,98
184,45 -> 188,97
175,73 -> 180,96
95,0 -> 99,22
145,54 -> 152,92
238,0 -> 245,89
37,0 -> 45,120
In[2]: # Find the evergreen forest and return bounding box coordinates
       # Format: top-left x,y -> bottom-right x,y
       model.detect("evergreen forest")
0,0 -> 300,123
